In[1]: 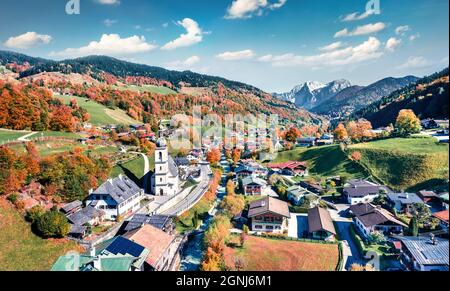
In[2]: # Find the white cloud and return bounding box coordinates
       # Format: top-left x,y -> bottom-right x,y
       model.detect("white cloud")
165,56 -> 209,73
340,11 -> 374,22
50,34 -> 157,58
103,19 -> 118,27
397,56 -> 430,69
409,33 -> 420,42
216,49 -> 255,61
318,41 -> 344,52
395,25 -> 410,35
96,0 -> 120,5
225,0 -> 287,19
161,18 -> 205,50
4,32 -> 52,49
335,22 -> 386,38
385,37 -> 401,52
258,37 -> 383,67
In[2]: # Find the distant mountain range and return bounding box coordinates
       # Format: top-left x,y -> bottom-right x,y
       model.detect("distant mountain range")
274,76 -> 420,118
353,68 -> 449,128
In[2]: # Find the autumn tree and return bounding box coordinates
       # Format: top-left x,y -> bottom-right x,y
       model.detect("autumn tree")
35,210 -> 71,238
284,127 -> 301,143
395,109 -> 421,136
347,119 -> 374,142
350,151 -> 362,161
334,123 -> 348,141
206,148 -> 221,165
231,148 -> 241,165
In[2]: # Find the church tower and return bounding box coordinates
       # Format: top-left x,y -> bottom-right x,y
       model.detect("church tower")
154,137 -> 169,196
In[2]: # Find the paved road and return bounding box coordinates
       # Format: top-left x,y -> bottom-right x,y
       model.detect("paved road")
160,162 -> 212,216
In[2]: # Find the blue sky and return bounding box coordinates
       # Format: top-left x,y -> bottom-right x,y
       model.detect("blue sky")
0,0 -> 448,92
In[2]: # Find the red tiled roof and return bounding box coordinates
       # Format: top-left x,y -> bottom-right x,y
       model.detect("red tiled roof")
267,161 -> 307,170
433,210 -> 449,222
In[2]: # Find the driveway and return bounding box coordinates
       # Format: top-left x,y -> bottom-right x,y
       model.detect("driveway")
329,203 -> 366,270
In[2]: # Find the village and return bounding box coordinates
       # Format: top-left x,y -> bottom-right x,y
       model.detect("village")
2,114 -> 429,272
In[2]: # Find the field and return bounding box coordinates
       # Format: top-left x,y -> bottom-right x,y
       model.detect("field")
57,95 -> 139,126
223,235 -> 339,271
0,199 -> 83,271
267,145 -> 368,180
112,84 -> 177,95
0,129 -> 29,143
111,155 -> 146,185
348,137 -> 449,190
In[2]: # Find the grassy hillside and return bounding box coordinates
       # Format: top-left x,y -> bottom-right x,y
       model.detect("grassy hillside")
268,145 -> 368,180
348,137 -> 449,191
0,130 -> 29,143
57,95 -> 139,126
0,199 -> 82,271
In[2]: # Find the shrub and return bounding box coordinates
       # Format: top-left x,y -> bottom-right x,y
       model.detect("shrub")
7,193 -> 18,203
35,210 -> 71,238
25,205 -> 45,223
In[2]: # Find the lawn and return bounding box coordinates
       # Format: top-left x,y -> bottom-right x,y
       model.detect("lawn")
111,155 -> 146,186
267,145 -> 368,180
57,95 -> 139,126
0,129 -> 29,143
112,84 -> 177,95
36,131 -> 82,139
223,235 -> 339,271
348,137 -> 449,190
0,199 -> 83,271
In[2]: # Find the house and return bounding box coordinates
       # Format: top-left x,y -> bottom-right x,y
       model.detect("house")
297,137 -> 316,147
60,200 -> 83,215
51,236 -> 150,271
343,180 -> 389,205
124,224 -> 182,271
398,236 -> 449,271
66,206 -> 105,238
248,196 -> 290,233
299,181 -> 323,195
235,164 -> 255,178
124,214 -> 174,234
287,185 -> 313,206
417,190 -> 439,204
308,207 -> 337,241
151,138 -> 180,196
242,176 -> 267,196
433,210 -> 449,230
316,134 -> 334,146
350,203 -> 407,239
387,193 -> 424,213
267,161 -> 308,177
421,119 -> 440,130
85,174 -> 144,221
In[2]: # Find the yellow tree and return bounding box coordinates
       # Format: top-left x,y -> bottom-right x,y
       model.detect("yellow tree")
396,109 -> 421,136
334,123 -> 348,141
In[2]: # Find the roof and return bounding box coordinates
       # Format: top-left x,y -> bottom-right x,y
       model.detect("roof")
399,236 -> 449,267
418,191 -> 438,199
124,214 -> 172,232
235,165 -> 255,174
433,210 -> 449,223
90,174 -> 141,204
387,193 -> 424,205
344,180 -> 388,198
61,200 -> 82,213
308,207 -> 336,235
350,203 -> 407,228
248,196 -> 290,218
242,175 -> 267,187
267,161 -> 307,170
174,157 -> 189,166
67,206 -> 104,226
287,185 -> 312,199
168,156 -> 179,177
125,224 -> 175,267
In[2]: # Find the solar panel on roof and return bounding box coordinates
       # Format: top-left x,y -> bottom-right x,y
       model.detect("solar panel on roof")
422,249 -> 443,260
106,237 -> 144,258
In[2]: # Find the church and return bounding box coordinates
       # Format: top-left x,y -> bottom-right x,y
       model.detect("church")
151,138 -> 181,196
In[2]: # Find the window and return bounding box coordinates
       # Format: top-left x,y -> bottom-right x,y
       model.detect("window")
266,225 -> 274,230
159,152 -> 163,161
254,225 -> 263,230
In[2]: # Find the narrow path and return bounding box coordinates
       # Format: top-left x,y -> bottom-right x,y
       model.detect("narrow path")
18,132 -> 37,142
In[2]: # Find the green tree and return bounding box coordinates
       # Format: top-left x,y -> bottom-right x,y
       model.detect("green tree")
408,217 -> 419,237
35,210 -> 71,238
